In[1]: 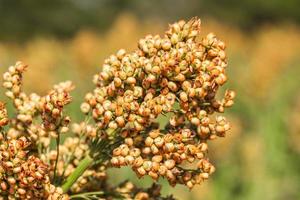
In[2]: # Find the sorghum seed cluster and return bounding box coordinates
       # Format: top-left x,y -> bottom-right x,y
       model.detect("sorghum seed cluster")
111,128 -> 215,188
40,81 -> 74,137
0,136 -> 67,200
2,62 -> 42,140
0,17 -> 235,199
85,18 -> 235,188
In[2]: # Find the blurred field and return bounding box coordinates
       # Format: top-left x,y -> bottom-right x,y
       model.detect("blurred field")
0,13 -> 300,200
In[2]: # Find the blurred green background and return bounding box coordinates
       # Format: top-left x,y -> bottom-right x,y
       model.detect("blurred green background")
0,0 -> 300,199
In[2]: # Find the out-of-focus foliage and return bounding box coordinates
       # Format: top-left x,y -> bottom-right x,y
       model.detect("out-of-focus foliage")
0,13 -> 299,200
1,0 -> 300,41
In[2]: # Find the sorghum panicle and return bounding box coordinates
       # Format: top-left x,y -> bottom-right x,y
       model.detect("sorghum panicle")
83,18 -> 235,189
0,17 -> 235,199
40,81 -> 74,137
0,137 -> 68,200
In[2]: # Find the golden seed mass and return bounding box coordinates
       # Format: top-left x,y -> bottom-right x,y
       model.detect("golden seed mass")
0,17 -> 234,199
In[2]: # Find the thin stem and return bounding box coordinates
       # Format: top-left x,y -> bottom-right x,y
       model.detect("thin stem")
61,154 -> 94,193
69,191 -> 104,199
53,133 -> 60,182
177,166 -> 201,173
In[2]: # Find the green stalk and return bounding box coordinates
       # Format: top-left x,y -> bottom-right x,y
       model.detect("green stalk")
61,154 -> 93,193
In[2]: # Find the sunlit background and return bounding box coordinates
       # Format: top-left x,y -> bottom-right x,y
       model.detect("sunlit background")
0,1 -> 300,199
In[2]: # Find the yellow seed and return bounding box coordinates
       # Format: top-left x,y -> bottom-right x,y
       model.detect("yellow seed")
133,157 -> 144,167
18,188 -> 26,195
159,165 -> 167,176
164,159 -> 175,169
179,91 -> 188,102
145,137 -> 154,146
7,177 -> 16,184
186,181 -> 194,189
191,117 -> 200,125
143,161 -> 152,171
137,167 -> 146,176
200,172 -> 209,179
152,155 -> 163,163
162,39 -> 171,50
149,130 -> 160,138
125,155 -> 134,165
149,171 -> 159,180
142,147 -> 151,155
151,145 -> 159,154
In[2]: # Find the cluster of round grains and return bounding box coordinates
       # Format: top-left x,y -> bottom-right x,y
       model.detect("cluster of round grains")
2,61 -> 28,100
2,62 -> 74,142
0,137 -> 68,199
0,102 -> 9,127
83,18 -> 234,135
114,182 -> 175,200
46,185 -> 69,200
40,81 -> 74,137
2,62 -> 42,139
111,129 -> 215,188
0,17 -> 235,197
82,18 -> 236,188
